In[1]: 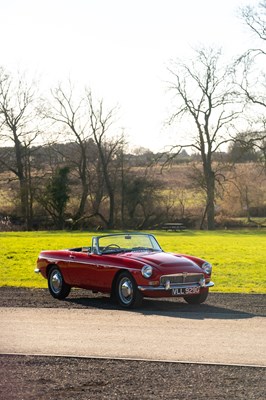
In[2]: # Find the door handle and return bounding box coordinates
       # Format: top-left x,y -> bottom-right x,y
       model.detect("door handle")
69,255 -> 75,259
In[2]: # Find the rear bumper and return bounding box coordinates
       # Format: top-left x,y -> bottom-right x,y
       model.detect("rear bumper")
138,281 -> 214,292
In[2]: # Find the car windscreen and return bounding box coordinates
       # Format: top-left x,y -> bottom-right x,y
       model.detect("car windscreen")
98,234 -> 161,254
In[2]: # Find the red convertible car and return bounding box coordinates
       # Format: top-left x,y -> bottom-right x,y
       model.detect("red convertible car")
35,233 -> 214,308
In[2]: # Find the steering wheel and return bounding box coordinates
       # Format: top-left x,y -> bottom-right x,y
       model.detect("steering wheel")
102,244 -> 121,253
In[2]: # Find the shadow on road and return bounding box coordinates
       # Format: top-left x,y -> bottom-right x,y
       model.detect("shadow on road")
1,287 -> 264,320
64,292 -> 265,320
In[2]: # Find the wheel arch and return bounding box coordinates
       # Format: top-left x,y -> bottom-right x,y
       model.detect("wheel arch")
46,263 -> 59,278
111,268 -> 128,296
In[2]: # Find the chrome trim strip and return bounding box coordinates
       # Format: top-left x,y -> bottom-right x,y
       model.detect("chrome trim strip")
38,255 -> 107,267
160,273 -> 203,278
138,281 -> 214,292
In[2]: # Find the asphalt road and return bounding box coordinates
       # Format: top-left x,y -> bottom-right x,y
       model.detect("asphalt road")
1,307 -> 265,367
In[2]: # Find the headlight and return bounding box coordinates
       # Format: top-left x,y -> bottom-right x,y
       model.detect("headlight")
202,262 -> 212,275
141,265 -> 153,278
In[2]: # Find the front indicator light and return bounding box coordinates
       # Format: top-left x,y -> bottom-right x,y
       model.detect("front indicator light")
148,281 -> 159,286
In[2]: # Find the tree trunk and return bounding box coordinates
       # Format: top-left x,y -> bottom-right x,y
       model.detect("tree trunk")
206,170 -> 216,230
14,136 -> 30,228
107,191 -> 115,229
74,145 -> 89,222
75,182 -> 89,222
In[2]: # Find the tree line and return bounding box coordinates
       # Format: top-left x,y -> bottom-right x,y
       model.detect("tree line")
0,1 -> 265,231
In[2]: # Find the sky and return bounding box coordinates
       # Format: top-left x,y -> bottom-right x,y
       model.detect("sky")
0,0 -> 260,152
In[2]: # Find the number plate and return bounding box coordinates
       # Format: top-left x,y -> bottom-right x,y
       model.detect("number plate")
172,287 -> 200,296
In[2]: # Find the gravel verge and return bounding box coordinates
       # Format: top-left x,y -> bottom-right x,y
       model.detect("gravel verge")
0,287 -> 265,399
1,354 -> 265,400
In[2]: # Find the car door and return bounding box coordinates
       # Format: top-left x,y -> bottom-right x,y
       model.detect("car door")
66,251 -> 98,289
67,251 -> 118,291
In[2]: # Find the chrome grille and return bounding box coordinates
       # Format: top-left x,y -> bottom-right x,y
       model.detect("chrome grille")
160,273 -> 204,286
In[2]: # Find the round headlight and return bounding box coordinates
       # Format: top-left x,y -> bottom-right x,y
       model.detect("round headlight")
202,262 -> 212,275
141,265 -> 153,278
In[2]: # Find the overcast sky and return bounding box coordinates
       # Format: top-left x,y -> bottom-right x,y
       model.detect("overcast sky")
0,0 -> 260,151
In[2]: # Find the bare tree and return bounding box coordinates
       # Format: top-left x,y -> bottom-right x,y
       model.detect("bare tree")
223,163 -> 266,222
167,48 -> 242,230
47,82 -> 92,223
46,83 -> 123,229
240,1 -> 266,54
0,67 -> 41,229
235,1 -> 266,156
86,91 -> 123,229
237,1 -> 265,106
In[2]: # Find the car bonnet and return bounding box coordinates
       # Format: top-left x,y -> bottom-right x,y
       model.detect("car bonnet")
122,251 -> 200,270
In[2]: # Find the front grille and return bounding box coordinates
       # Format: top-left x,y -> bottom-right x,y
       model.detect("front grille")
160,273 -> 204,286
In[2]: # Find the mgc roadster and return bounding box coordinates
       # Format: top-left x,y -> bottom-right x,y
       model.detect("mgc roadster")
35,233 -> 214,308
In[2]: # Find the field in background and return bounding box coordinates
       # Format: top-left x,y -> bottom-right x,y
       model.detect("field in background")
0,230 -> 265,293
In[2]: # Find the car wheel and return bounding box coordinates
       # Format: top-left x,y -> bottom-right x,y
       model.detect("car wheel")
115,272 -> 143,308
184,288 -> 209,304
48,267 -> 71,300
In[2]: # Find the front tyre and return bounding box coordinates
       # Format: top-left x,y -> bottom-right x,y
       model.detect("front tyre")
184,288 -> 209,305
48,267 -> 71,300
115,272 -> 143,308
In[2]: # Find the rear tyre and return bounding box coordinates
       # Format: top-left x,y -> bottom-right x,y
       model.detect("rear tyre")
115,272 -> 143,308
48,266 -> 71,300
184,288 -> 209,305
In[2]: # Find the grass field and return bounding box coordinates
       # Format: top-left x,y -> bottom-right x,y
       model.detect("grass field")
0,230 -> 265,293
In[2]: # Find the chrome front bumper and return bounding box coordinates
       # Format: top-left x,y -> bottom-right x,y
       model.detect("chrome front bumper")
138,281 -> 214,292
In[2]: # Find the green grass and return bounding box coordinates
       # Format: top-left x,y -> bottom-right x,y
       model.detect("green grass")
157,230 -> 266,294
0,230 -> 265,293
